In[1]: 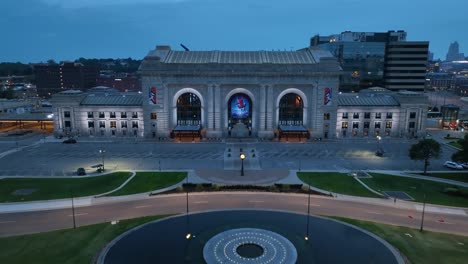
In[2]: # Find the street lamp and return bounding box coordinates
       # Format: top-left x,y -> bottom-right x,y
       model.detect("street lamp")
420,193 -> 427,232
240,153 -> 245,176
99,149 -> 106,172
185,174 -> 191,239
305,173 -> 311,241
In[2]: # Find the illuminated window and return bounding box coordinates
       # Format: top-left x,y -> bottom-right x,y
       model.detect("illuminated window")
386,121 -> 392,128
342,122 -> 348,129
110,121 -> 116,128
151,113 -> 157,119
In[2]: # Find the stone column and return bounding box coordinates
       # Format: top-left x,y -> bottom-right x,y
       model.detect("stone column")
206,84 -> 223,138
258,84 -> 274,138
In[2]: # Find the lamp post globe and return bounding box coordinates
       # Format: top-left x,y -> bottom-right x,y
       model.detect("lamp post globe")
240,153 -> 245,176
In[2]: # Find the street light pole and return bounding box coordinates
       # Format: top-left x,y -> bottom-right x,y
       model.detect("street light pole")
305,174 -> 311,241
420,193 -> 427,232
70,186 -> 76,229
240,153 -> 245,176
185,174 -> 191,239
99,149 -> 106,171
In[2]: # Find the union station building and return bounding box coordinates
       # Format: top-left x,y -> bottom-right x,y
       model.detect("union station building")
51,45 -> 428,140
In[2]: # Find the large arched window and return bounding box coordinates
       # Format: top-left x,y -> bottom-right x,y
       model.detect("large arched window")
279,93 -> 303,125
177,93 -> 201,125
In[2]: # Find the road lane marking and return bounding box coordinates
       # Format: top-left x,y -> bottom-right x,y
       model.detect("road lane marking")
68,213 -> 88,217
304,204 -> 321,207
193,201 -> 209,204
0,221 -> 16,224
134,205 -> 152,209
248,200 -> 264,203
366,211 -> 383,215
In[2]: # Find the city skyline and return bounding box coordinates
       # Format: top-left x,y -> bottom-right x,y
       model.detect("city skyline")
1,0 -> 467,62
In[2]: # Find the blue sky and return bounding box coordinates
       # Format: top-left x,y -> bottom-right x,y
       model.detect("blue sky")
1,0 -> 466,62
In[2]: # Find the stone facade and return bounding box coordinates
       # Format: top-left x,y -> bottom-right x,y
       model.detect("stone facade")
50,46 -> 428,140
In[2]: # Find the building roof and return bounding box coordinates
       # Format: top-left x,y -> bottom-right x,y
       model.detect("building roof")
163,50 -> 317,64
80,94 -> 142,106
337,95 -> 400,106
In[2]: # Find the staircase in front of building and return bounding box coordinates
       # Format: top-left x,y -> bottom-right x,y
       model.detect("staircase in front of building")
230,123 -> 250,138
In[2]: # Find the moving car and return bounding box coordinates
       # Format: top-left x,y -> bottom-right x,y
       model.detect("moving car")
63,138 -> 77,144
443,161 -> 463,170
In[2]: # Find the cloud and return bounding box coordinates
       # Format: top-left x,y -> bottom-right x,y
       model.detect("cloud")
39,0 -> 188,9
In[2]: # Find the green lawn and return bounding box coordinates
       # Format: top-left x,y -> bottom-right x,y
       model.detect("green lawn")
364,173 -> 468,207
0,215 -> 169,264
335,217 -> 468,264
297,172 -> 380,198
107,171 -> 187,196
0,172 -> 132,203
420,172 -> 468,184
448,140 -> 462,149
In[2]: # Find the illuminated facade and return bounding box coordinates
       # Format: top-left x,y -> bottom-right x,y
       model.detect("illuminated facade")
51,46 -> 428,140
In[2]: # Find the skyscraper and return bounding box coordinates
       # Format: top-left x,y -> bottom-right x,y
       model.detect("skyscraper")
310,30 -> 428,92
446,41 -> 464,61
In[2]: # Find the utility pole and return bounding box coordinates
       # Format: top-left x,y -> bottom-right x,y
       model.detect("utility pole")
419,193 -> 426,232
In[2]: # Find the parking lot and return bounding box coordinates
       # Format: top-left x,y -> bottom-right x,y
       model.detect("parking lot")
0,133 -> 458,177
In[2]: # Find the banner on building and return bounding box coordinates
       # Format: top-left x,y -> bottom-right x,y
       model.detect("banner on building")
230,94 -> 250,118
149,86 -> 157,104
324,87 -> 332,106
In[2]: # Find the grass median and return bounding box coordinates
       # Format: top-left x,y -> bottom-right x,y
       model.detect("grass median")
0,215 -> 169,264
334,217 -> 468,264
107,171 -> 187,196
0,172 -> 132,203
417,172 -> 468,184
297,172 -> 381,198
364,173 -> 468,207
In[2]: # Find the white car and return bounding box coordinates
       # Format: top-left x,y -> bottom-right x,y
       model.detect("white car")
443,161 -> 463,170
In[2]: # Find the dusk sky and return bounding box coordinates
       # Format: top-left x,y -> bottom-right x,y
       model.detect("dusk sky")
2,0 -> 467,62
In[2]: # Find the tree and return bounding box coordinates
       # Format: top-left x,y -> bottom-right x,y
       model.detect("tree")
452,134 -> 468,163
409,139 -> 441,175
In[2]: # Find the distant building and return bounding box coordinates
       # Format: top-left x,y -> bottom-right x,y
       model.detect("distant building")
96,73 -> 141,92
446,41 -> 465,61
310,30 -> 428,92
34,62 -> 99,98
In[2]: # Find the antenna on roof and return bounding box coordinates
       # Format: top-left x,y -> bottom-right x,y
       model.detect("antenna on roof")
180,44 -> 190,51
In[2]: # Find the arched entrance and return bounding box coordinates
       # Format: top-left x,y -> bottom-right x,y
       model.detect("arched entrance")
277,93 -> 309,141
176,92 -> 201,125
172,92 -> 202,141
228,93 -> 252,137
279,93 -> 303,125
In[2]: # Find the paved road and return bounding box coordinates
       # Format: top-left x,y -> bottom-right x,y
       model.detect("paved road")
0,192 -> 467,237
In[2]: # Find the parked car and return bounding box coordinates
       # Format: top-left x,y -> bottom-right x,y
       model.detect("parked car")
443,161 -> 463,170
76,168 -> 86,176
460,162 -> 468,169
63,138 -> 77,144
